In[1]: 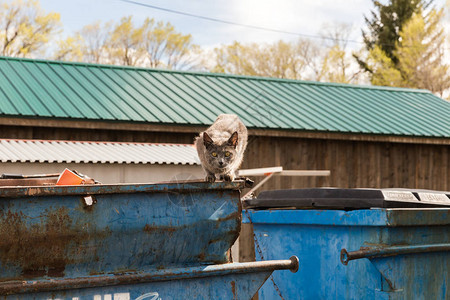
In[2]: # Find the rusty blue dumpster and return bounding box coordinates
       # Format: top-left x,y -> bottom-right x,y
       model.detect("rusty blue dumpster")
243,188 -> 450,300
0,180 -> 298,299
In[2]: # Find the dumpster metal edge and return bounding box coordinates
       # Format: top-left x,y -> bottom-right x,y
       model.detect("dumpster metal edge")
0,180 -> 245,198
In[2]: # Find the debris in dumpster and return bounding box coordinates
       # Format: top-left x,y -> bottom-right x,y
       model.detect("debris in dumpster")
0,173 -> 60,186
56,169 -> 97,185
1,173 -> 60,179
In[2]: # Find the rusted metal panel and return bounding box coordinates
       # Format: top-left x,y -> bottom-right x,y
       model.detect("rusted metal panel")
0,181 -> 244,282
0,179 -> 299,299
0,179 -> 303,299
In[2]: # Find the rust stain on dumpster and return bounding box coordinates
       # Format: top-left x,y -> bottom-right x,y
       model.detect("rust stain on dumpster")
217,211 -> 241,222
143,224 -> 177,235
0,207 -> 87,279
231,280 -> 237,299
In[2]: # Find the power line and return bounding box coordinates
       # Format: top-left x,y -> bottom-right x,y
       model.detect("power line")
120,0 -> 450,51
120,0 -> 363,45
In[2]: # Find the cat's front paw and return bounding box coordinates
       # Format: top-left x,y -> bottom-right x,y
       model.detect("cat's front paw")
205,174 -> 216,183
222,174 -> 234,182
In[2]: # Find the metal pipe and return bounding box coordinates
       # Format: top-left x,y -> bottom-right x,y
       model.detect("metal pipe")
341,243 -> 450,265
0,256 -> 299,296
1,173 -> 60,179
242,172 -> 275,199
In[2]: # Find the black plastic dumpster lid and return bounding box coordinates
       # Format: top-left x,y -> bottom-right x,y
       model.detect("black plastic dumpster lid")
243,188 -> 450,210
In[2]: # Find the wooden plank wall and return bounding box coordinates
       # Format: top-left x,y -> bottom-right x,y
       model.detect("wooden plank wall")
0,125 -> 197,144
1,125 -> 448,191
237,136 -> 449,264
242,136 -> 450,191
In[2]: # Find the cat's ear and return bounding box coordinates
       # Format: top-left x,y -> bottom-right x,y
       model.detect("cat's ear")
227,132 -> 238,148
203,132 -> 214,148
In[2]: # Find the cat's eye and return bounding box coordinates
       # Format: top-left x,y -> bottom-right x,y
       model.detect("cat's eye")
211,152 -> 217,157
225,151 -> 231,157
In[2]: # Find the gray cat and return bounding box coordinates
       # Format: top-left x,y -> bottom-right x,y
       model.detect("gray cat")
195,114 -> 248,182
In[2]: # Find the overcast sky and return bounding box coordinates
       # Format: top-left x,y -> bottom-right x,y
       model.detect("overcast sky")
35,0 -> 444,47
36,0 -> 449,67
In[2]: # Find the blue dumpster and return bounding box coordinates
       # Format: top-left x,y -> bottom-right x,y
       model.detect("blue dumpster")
0,180 -> 298,299
243,188 -> 450,300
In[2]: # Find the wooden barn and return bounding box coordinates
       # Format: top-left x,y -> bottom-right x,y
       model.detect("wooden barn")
0,57 -> 449,191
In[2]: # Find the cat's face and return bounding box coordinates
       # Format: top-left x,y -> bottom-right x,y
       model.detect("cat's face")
203,132 -> 238,171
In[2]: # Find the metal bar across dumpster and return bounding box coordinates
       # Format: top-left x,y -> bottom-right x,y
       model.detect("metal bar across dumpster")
0,180 -> 298,299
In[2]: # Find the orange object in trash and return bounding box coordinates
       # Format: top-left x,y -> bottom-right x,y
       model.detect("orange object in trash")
56,169 -> 84,185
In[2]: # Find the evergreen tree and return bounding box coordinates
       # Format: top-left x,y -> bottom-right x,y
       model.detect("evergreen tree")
355,0 -> 429,72
363,6 -> 450,96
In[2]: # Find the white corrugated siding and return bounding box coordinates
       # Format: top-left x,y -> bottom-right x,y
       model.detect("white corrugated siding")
0,139 -> 200,165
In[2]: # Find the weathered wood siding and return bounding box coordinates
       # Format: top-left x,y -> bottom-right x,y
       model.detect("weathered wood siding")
0,125 -> 197,144
1,125 -> 448,191
242,136 -> 450,191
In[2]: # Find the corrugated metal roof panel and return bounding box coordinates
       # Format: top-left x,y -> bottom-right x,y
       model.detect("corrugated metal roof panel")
0,139 -> 200,165
0,57 -> 449,138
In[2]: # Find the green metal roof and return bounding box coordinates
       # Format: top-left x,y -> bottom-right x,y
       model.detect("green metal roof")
0,56 -> 449,138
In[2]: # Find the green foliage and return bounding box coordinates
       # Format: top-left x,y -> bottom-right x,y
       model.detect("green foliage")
53,34 -> 83,62
366,45 -> 403,86
321,45 -> 362,84
356,0 -> 449,97
361,0 -> 426,67
365,7 -> 450,96
396,9 -> 450,95
141,18 -> 195,69
0,0 -> 61,57
211,40 -> 308,80
55,16 -> 198,69
108,16 -> 145,66
211,36 -> 363,84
